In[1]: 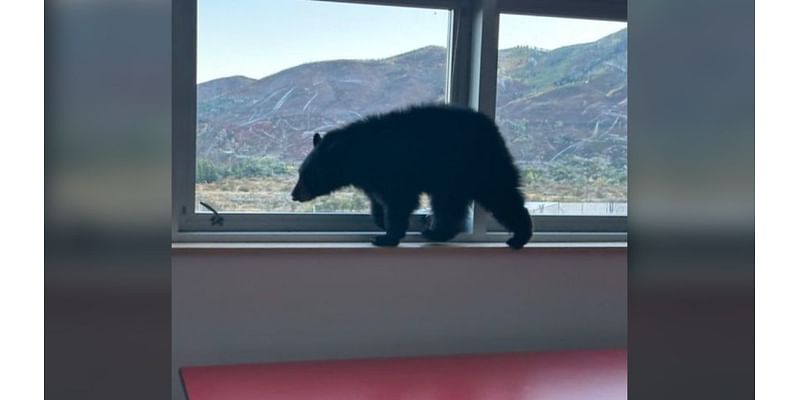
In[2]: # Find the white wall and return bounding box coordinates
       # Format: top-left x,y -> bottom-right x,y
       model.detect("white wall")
172,245 -> 626,399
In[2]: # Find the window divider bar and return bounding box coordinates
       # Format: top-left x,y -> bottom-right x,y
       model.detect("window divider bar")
467,0 -> 501,240
447,4 -> 473,107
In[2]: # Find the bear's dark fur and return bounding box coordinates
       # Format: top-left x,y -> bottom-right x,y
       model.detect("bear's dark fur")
290,104 -> 533,249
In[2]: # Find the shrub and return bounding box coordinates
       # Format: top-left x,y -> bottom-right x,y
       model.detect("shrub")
196,157 -> 291,183
197,159 -> 225,183
230,157 -> 289,178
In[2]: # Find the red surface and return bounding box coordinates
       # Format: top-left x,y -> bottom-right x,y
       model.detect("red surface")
181,349 -> 626,400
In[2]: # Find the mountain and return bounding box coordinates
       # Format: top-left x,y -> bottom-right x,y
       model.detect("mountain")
197,75 -> 256,101
495,29 -> 627,170
196,29 -> 627,171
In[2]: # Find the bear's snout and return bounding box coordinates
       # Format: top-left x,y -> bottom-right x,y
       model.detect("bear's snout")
291,181 -> 312,202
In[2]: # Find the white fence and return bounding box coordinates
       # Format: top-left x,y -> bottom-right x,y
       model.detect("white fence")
525,201 -> 627,216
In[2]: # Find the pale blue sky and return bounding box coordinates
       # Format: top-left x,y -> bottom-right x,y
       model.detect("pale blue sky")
198,0 -> 626,83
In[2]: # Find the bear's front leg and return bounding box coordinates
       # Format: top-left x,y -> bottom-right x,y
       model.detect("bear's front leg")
372,195 -> 418,247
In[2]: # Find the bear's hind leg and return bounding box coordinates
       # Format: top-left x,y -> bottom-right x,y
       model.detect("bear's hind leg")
366,193 -> 385,230
372,194 -> 418,247
422,193 -> 470,242
477,188 -> 532,249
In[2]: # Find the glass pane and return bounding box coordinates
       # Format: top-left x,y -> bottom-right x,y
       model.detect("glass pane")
496,14 -> 627,215
196,0 -> 450,213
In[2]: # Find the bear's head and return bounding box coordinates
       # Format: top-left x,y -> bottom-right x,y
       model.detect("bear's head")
291,132 -> 348,202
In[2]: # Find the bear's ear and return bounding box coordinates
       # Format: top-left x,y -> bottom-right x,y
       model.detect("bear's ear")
313,132 -> 322,147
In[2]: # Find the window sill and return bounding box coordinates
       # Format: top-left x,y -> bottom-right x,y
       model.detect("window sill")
171,241 -> 626,254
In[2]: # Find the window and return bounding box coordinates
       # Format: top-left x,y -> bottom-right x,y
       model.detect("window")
495,14 -> 627,216
173,0 -> 627,242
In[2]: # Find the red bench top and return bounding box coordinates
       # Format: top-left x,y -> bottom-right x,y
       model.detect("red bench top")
181,348 -> 626,400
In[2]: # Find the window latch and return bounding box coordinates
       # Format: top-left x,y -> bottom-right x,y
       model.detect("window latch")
199,201 -> 224,226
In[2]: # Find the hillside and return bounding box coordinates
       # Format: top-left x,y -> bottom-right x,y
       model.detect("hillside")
198,30 -> 626,167
495,29 -> 627,170
197,45 -> 447,163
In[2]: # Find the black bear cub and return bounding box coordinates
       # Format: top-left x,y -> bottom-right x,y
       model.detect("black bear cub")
291,104 -> 533,249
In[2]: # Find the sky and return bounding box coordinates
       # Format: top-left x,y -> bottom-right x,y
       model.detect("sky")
197,0 -> 627,83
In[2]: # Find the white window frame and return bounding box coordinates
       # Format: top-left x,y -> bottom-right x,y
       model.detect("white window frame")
172,0 -> 628,243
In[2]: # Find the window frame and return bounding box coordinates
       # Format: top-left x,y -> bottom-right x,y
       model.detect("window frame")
172,0 -> 628,243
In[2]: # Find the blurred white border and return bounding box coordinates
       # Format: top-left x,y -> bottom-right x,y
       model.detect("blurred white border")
0,0 -> 44,399
756,1 -> 800,398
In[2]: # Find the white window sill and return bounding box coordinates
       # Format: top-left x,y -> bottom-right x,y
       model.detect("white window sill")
172,241 -> 626,254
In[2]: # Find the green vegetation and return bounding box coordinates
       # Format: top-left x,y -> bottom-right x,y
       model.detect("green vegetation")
195,157 -> 626,213
519,156 -> 627,202
196,157 -> 290,183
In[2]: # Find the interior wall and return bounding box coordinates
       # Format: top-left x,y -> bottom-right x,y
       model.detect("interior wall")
172,246 -> 626,399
